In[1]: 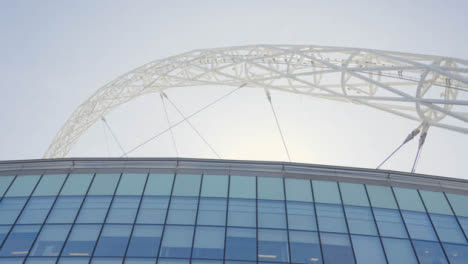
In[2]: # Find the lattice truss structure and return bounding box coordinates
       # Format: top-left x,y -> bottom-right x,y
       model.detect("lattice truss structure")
44,45 -> 468,158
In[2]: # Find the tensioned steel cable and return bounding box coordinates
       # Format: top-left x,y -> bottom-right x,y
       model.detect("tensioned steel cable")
160,93 -> 179,157
411,125 -> 429,173
265,88 -> 292,162
101,117 -> 127,157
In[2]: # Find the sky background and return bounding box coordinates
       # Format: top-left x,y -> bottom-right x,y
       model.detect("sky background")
1,0 -> 467,178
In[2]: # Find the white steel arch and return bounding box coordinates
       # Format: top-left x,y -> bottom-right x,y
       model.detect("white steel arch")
44,44 -> 468,158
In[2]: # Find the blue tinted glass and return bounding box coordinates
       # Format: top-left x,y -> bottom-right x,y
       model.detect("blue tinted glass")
58,257 -> 90,264
373,208 -> 408,238
228,198 -> 256,227
285,179 -> 312,202
191,261 -> 222,264
420,190 -> 452,215
94,224 -> 132,257
443,243 -> 468,264
30,224 -> 71,256
229,176 -> 256,199
166,197 -> 198,225
106,196 -> 141,224
5,175 -> 40,197
115,173 -> 147,195
316,203 -> 348,233
159,225 -> 194,258
144,174 -> 174,196
258,229 -> 289,263
32,174 -> 67,196
289,231 -> 322,264
62,224 -> 101,257
258,200 -> 286,229
0,225 -> 11,245
345,206 -> 377,235
124,258 -> 156,264
401,210 -> 438,241
382,237 -> 418,264
447,193 -> 468,217
201,175 -> 228,198
0,224 -> 41,257
172,174 -> 201,197
76,196 -> 112,223
313,181 -> 341,204
136,196 -> 169,224
430,214 -> 467,244
157,259 -> 189,264
287,201 -> 316,231
413,240 -> 448,264
351,235 -> 386,264
192,226 -> 225,260
225,227 -> 256,261
366,185 -> 398,209
91,258 -> 123,264
25,257 -> 57,264
339,182 -> 369,207
60,174 -> 93,196
17,196 -> 55,224
47,196 -> 84,223
0,176 -> 14,197
458,216 -> 468,237
0,197 -> 27,224
0,258 -> 24,264
197,197 -> 226,226
127,225 -> 162,257
258,177 -> 284,200
320,232 -> 355,264
393,187 -> 425,212
88,174 -> 120,196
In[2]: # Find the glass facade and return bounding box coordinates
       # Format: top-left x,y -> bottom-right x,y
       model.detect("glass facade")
0,165 -> 467,264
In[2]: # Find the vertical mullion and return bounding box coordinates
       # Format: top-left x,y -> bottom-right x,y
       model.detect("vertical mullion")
190,174 -> 203,261
155,172 -> 177,263
443,192 -> 468,242
282,177 -> 292,264
309,180 -> 325,264
0,174 -> 19,249
337,182 -> 358,264
222,174 -> 231,263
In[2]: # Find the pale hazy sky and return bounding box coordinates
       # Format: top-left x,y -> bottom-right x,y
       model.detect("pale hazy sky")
1,0 -> 467,178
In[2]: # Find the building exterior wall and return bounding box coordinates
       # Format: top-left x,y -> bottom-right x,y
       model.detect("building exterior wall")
0,158 -> 467,264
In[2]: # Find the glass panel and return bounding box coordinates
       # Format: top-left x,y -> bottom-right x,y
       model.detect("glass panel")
106,196 -> 141,224
127,225 -> 162,257
192,226 -> 225,260
91,258 -> 123,264
258,177 -> 284,200
5,175 -> 40,197
0,225 -> 12,245
320,232 -> 355,264
94,224 -> 132,257
88,174 -> 121,196
339,182 -> 369,207
413,240 -> 448,264
76,196 -> 112,223
0,258 -> 24,264
0,224 -> 41,257
443,243 -> 468,264
32,174 -> 67,196
382,237 -> 418,264
228,198 -> 256,227
159,225 -> 194,258
0,176 -> 14,197
197,197 -> 226,226
201,175 -> 228,198
229,176 -> 256,199
316,203 -> 348,233
258,200 -> 286,229
285,179 -> 312,202
258,229 -> 289,263
30,224 -> 71,256
47,196 -> 84,223
458,216 -> 468,237
116,173 -> 147,195
124,258 -> 156,264
430,214 -> 467,244
25,257 -> 57,264
287,201 -> 317,231
144,174 -> 174,196
172,174 -> 201,196
401,210 -> 438,241
60,174 -> 93,196
351,235 -> 386,264
225,227 -> 256,261
0,197 -> 27,224
62,224 -> 101,257
344,205 -> 377,235
312,181 -> 341,204
58,257 -> 90,264
447,193 -> 468,217
373,208 -> 408,238
366,185 -> 398,209
17,196 -> 55,224
157,259 -> 188,264
191,261 -> 222,264
420,190 -> 453,215
393,187 -> 425,212
289,231 -> 321,264
166,197 -> 198,225
136,196 -> 169,224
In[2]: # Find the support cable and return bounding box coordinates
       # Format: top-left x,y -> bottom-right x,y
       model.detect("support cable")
101,117 -> 127,157
411,124 -> 429,173
160,93 -> 179,157
265,88 -> 292,162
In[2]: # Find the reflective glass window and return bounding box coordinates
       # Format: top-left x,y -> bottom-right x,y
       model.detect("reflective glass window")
285,179 -> 312,202
0,197 -> 27,224
60,174 -> 93,196
458,216 -> 468,237
76,196 -> 112,223
201,175 -> 228,198
225,227 -> 256,261
0,224 -> 41,257
0,225 -> 11,245
166,197 -> 198,225
258,229 -> 289,263
172,174 -> 201,196
289,231 -> 321,264
47,196 -> 84,223
0,176 -> 14,197
94,224 -> 132,257
351,235 -> 386,264
91,258 -> 123,264
366,185 -> 398,209
339,182 -> 369,207
258,200 -> 286,229
393,187 -> 425,212
124,258 -> 156,264
25,257 -> 57,264
144,174 -> 174,196
192,226 -> 225,260
420,190 -> 453,215
62,224 -> 101,257
430,214 -> 467,244
0,258 -> 24,264
157,259 -> 189,264
127,225 -> 162,257
116,173 -> 147,195
136,196 -> 169,224
320,232 -> 355,264
401,210 -> 438,241
413,240 -> 448,264
106,196 -> 141,223
32,174 -> 67,196
88,174 -> 121,195
316,203 -> 348,233
345,206 -> 377,235
197,197 -> 226,226
446,193 -> 468,217
191,261 -> 222,264
229,176 -> 256,199
443,243 -> 468,264
287,201 -> 316,231
312,181 -> 341,204
373,208 -> 408,238
30,224 -> 71,256
258,177 -> 284,200
17,196 -> 55,224
382,237 -> 418,264
159,225 -> 194,258
5,175 -> 40,197
228,198 -> 256,227
58,257 -> 90,264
